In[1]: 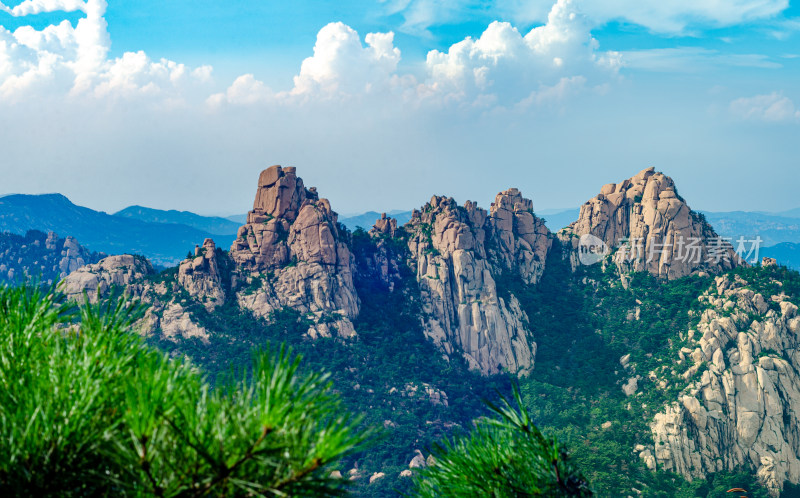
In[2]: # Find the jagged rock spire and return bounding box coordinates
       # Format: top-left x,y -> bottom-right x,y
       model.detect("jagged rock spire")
230,165 -> 359,339
403,189 -> 551,376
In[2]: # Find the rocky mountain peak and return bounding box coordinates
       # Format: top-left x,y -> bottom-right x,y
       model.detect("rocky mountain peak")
370,213 -> 398,238
403,188 -> 550,376
249,165 -> 316,224
231,166 -> 359,339
488,188 -> 551,284
561,168 -> 742,279
178,238 -> 225,311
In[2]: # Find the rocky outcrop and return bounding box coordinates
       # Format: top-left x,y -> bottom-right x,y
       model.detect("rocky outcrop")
561,168 -> 741,279
371,213 -> 398,238
643,274 -> 800,495
61,254 -> 210,342
156,302 -> 210,342
178,238 -> 225,311
0,230 -> 102,286
487,188 -> 551,284
230,165 -> 359,338
357,215 -> 405,292
61,254 -> 154,302
405,190 -> 550,376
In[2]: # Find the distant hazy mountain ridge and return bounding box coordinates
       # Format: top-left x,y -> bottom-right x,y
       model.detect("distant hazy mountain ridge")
340,210 -> 413,231
0,194 -> 235,266
114,205 -> 240,235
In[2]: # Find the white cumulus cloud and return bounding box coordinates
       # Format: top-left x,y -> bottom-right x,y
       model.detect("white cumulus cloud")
423,0 -> 619,104
291,22 -> 401,98
207,74 -> 273,107
213,1 -> 618,108
730,92 -> 800,123
0,0 -> 87,16
0,0 -> 212,103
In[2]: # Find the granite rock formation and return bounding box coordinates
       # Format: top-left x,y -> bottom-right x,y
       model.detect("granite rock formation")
0,230 -> 102,285
361,215 -> 404,292
61,254 -> 155,302
61,254 -> 210,342
230,165 -> 359,338
371,213 -> 398,238
561,168 -> 741,279
178,238 -> 225,311
487,188 -> 551,284
404,189 -> 550,376
642,273 -> 800,495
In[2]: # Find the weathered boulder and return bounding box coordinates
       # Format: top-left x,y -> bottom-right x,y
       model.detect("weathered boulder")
230,165 -> 359,338
371,213 -> 398,238
560,168 -> 742,279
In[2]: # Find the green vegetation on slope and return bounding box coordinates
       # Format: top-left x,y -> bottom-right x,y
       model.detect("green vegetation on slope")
149,231 -> 515,496
498,244 -> 773,496
62,231 -> 798,496
149,236 -> 788,497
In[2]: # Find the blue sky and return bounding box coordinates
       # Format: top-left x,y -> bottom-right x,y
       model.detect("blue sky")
0,0 -> 798,216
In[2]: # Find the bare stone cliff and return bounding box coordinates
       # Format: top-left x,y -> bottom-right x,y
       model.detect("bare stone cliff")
641,273 -> 800,495
561,167 -> 741,279
230,165 -> 359,338
402,188 -> 551,376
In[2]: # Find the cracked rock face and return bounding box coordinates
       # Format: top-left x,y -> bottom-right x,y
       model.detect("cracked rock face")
61,254 -> 210,342
178,238 -> 225,311
644,274 -> 800,495
405,191 -> 550,376
230,165 -> 359,338
561,167 -> 741,279
487,188 -> 551,285
61,255 -> 154,303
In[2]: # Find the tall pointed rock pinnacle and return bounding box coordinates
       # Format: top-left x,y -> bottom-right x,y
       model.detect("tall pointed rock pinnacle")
230,165 -> 360,338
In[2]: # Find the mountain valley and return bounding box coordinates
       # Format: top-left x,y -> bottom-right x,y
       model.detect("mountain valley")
2,165 -> 795,495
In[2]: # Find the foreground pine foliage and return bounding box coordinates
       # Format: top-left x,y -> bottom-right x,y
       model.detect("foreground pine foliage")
413,387 -> 593,497
0,285 -> 368,497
